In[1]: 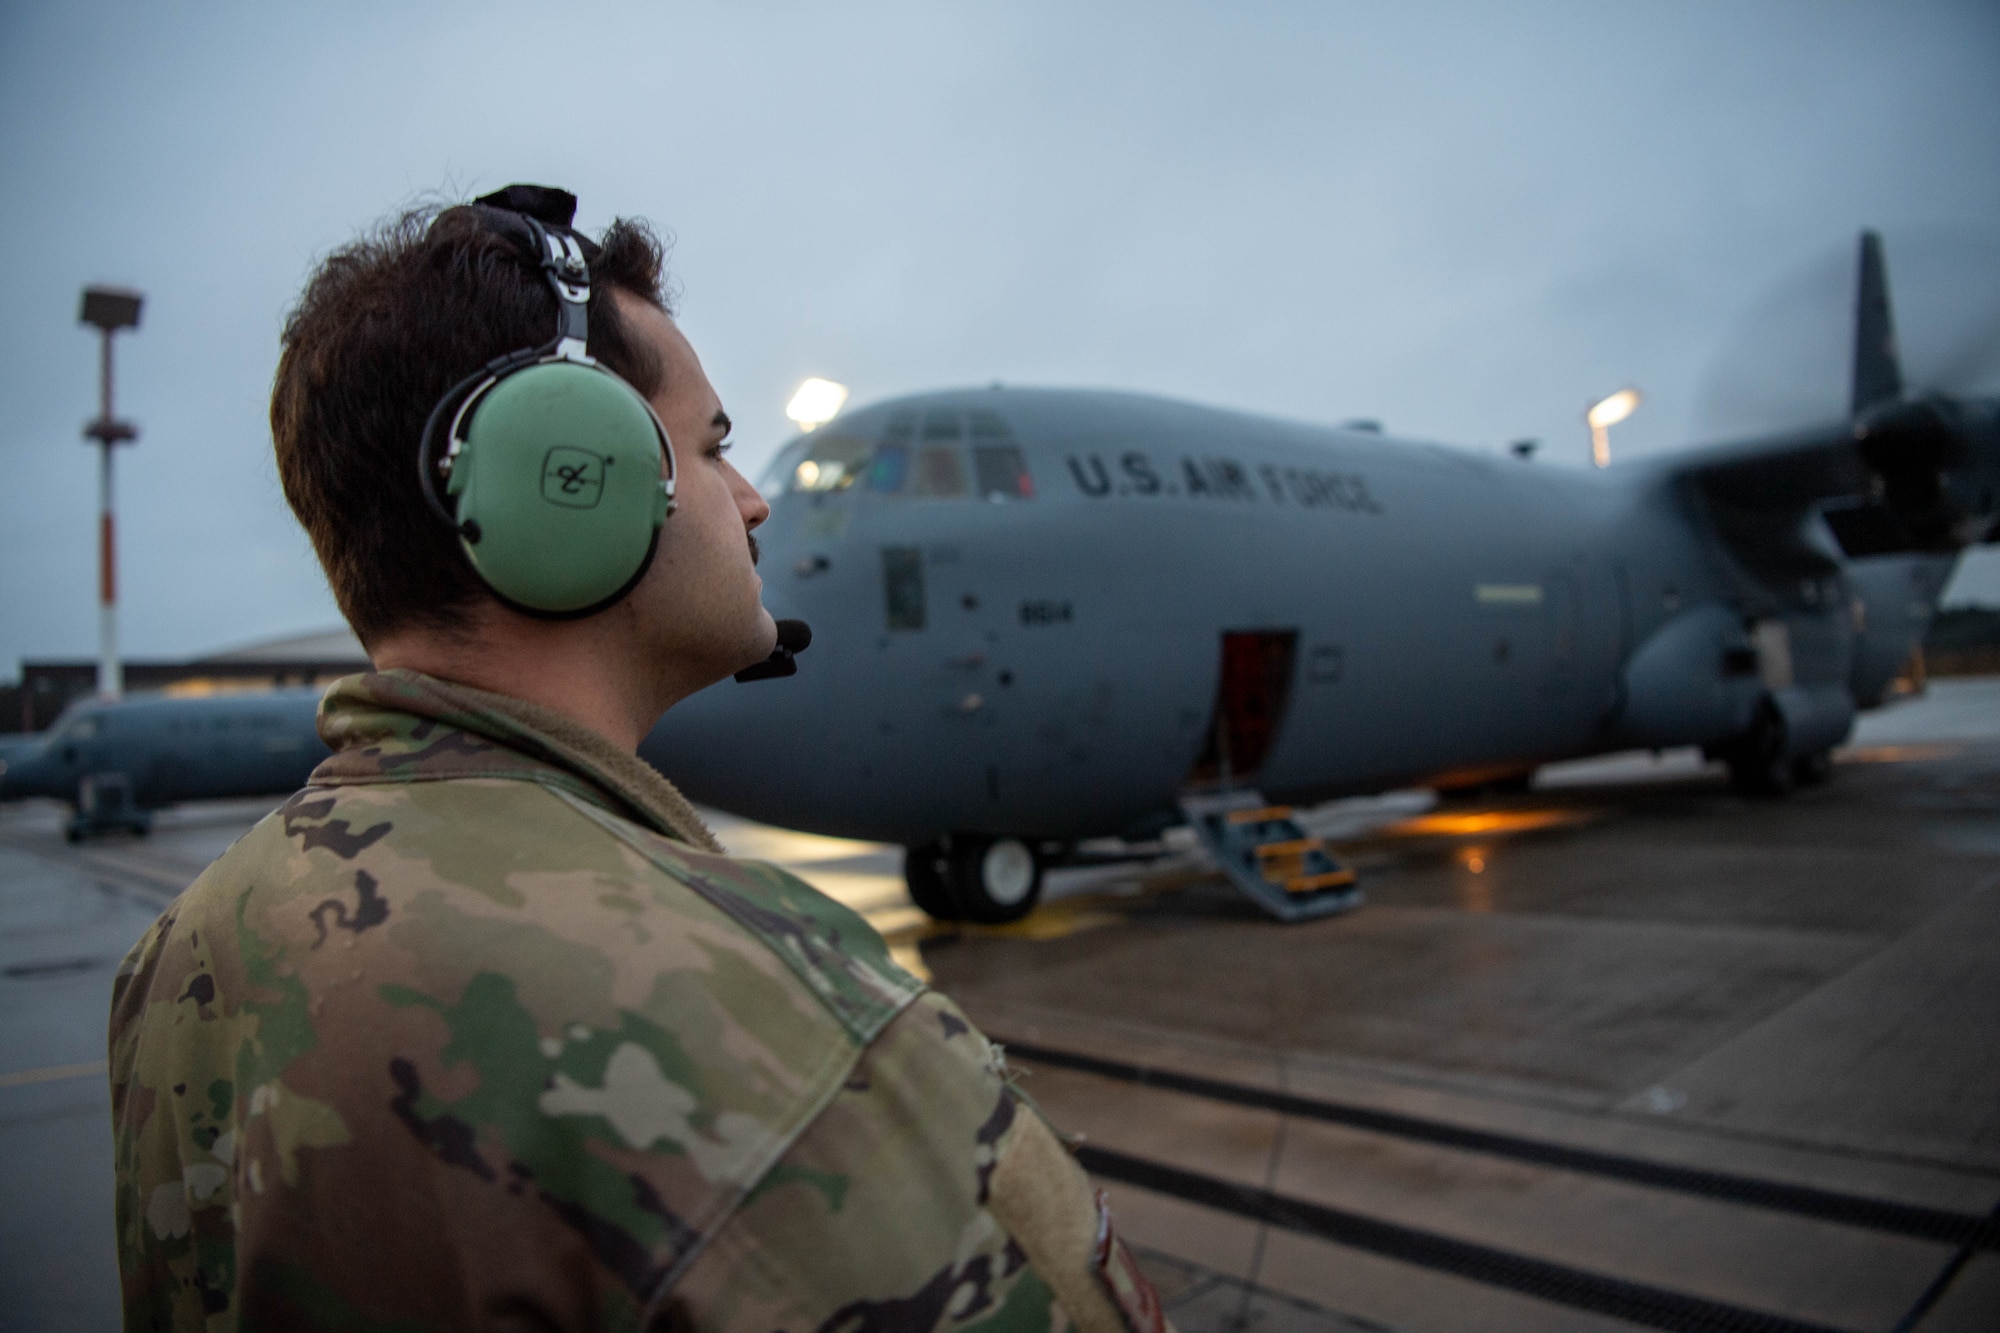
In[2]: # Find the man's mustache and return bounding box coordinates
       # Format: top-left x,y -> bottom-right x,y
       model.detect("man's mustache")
748,533 -> 760,566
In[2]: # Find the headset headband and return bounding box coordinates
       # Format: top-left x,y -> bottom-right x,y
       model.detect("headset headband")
523,216 -> 593,363
416,194 -> 677,534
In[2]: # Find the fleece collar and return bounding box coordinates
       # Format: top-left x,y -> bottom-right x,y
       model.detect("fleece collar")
310,669 -> 722,853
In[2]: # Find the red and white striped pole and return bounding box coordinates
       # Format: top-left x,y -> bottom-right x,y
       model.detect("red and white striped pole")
80,287 -> 143,701
98,438 -> 118,699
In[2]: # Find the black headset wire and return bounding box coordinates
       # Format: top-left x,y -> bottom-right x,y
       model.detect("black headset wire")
415,346 -> 547,534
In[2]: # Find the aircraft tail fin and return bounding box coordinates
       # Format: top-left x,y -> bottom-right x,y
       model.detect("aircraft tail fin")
1664,229 -> 1996,568
1851,230 -> 1904,416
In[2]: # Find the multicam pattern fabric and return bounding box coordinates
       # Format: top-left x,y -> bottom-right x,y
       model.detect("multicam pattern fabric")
109,671 -> 1158,1332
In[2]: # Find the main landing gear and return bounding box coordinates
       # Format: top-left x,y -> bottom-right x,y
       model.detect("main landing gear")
66,773 -> 153,842
903,834 -> 1045,924
1713,698 -> 1834,796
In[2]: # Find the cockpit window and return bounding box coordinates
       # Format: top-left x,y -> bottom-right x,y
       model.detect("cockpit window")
910,410 -> 971,497
912,444 -> 969,498
969,409 -> 1034,500
787,435 -> 873,493
771,406 -> 1029,502
921,409 -> 962,443
758,437 -> 809,498
866,412 -> 914,493
973,445 -> 1033,500
868,445 -> 910,493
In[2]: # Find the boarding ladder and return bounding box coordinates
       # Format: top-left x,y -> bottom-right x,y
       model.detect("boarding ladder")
1178,790 -> 1363,922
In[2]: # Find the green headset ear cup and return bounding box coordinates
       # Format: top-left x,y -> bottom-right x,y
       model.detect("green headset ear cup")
448,361 -> 668,614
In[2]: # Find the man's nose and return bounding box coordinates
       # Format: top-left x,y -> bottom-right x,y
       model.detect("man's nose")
733,468 -> 771,530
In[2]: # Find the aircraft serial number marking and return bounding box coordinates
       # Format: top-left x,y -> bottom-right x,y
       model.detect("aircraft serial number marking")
1019,600 -> 1074,626
1064,451 -> 1382,513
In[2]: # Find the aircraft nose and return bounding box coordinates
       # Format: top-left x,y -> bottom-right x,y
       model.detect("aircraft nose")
643,648 -> 833,826
0,740 -> 53,801
0,750 -> 23,800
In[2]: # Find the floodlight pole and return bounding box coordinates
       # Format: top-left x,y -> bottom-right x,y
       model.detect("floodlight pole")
1585,387 -> 1642,470
80,286 -> 143,700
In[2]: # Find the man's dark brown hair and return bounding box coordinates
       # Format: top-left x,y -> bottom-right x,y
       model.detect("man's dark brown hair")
271,202 -> 669,647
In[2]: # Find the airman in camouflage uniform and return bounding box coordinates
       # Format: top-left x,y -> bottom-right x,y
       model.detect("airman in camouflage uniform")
112,183 -> 1168,1330
111,669 -> 1166,1330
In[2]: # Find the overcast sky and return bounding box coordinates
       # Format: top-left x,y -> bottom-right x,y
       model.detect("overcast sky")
3,0 -> 1998,673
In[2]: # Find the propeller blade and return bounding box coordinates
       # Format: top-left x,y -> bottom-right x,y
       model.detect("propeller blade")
1693,224 -> 2000,442
1883,227 -> 2000,399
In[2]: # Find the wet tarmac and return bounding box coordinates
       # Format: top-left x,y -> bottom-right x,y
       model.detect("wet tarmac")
4,679 -> 1998,1331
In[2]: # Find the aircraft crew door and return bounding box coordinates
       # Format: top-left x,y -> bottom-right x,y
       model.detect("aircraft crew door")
1542,569 -> 1579,695
1540,559 -> 1621,741
1185,630 -> 1299,789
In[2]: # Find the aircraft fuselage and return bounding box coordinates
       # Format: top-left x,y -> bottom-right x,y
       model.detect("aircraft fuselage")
644,388 -> 1945,847
0,688 -> 328,817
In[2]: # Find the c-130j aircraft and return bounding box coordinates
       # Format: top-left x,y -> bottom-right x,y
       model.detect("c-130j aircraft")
3,235 -> 1993,919
644,232 -> 2000,925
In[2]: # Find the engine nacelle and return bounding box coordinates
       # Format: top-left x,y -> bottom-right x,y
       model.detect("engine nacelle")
1611,605 -> 1762,749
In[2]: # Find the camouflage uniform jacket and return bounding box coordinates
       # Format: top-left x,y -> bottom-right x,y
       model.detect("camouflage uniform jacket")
110,670 -> 1165,1333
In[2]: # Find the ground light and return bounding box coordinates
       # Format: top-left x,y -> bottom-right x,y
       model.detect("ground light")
1586,386 -> 1642,467
78,285 -> 144,699
785,377 -> 849,433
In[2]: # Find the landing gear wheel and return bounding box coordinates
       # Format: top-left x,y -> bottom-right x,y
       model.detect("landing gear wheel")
949,835 -> 1044,924
1725,699 -> 1793,797
1791,748 -> 1834,787
903,842 -> 961,921
1435,770 -> 1535,801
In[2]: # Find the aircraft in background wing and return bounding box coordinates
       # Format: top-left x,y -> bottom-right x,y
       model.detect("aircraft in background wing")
644,232 -> 2000,924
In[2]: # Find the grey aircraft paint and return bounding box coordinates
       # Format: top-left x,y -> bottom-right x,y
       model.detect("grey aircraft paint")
642,235 -> 1996,885
641,392 -> 1963,844
4,234 -> 1990,920
0,688 -> 327,834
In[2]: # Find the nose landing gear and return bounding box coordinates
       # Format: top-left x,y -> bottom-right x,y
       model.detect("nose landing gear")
903,834 -> 1044,923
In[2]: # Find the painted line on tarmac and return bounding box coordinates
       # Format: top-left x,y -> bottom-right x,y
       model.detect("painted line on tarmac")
66,849 -> 190,900
0,1059 -> 108,1090
1079,1144 -> 1854,1333
0,830 -> 186,903
1890,1197 -> 2000,1332
1004,1038 -> 1999,1251
3,956 -> 103,978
